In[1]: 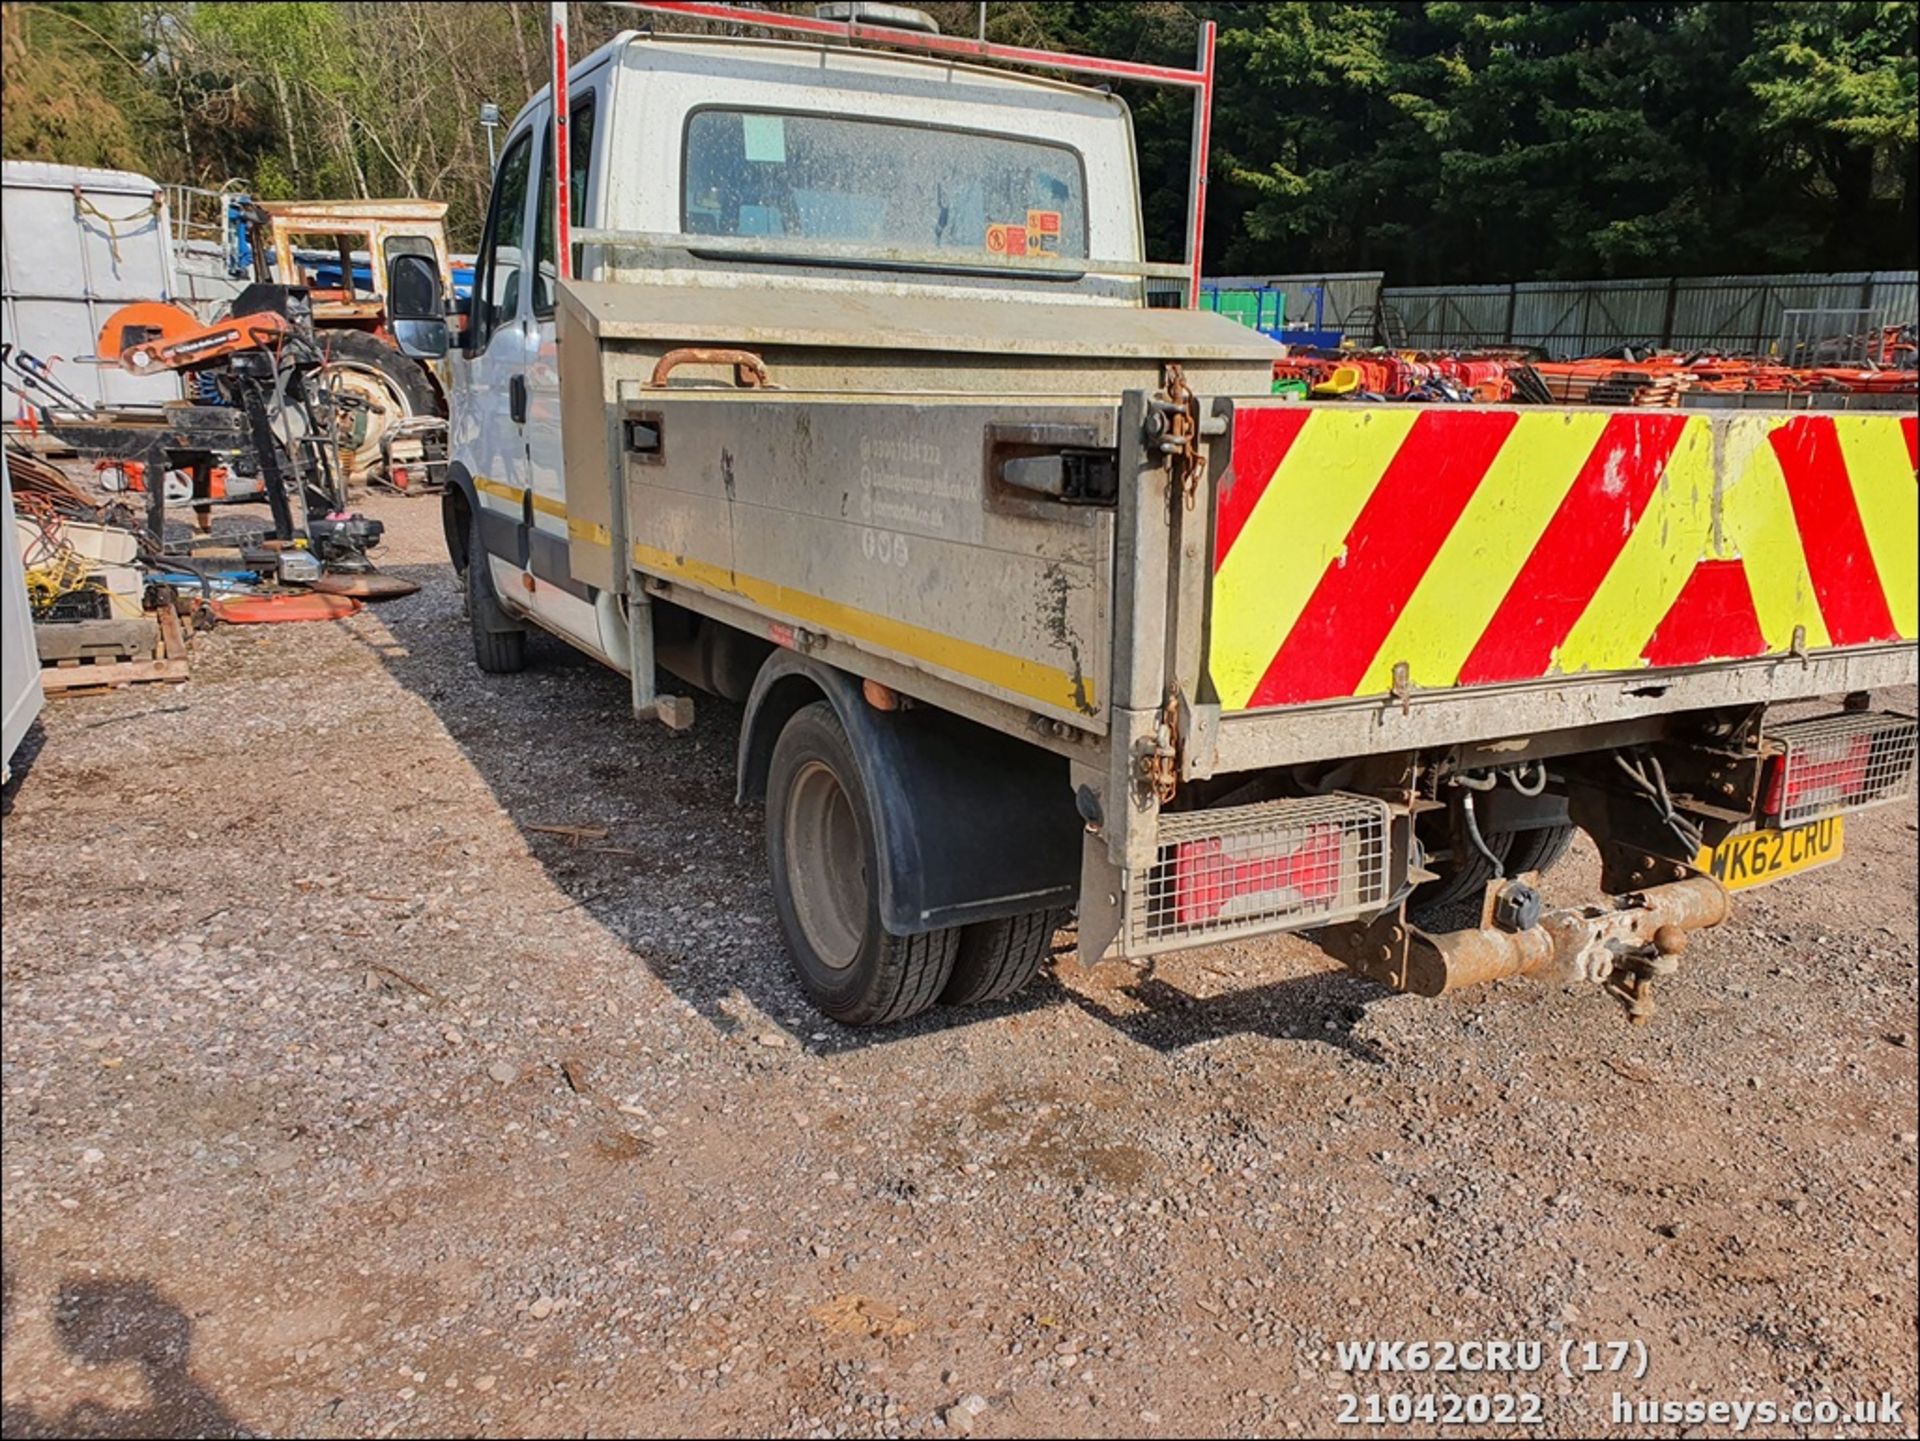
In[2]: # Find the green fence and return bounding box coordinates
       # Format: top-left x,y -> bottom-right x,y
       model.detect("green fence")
1199,286 -> 1284,334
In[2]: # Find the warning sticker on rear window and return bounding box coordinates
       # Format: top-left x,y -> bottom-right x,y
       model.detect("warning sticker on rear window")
1026,209 -> 1062,251
985,223 -> 1028,257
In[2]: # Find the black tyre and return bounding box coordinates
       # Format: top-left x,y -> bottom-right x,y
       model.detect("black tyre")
1411,802 -> 1512,924
766,702 -> 957,1026
943,907 -> 1068,1007
1504,824 -> 1576,878
465,508 -> 526,675
1411,807 -> 1577,927
320,329 -> 441,484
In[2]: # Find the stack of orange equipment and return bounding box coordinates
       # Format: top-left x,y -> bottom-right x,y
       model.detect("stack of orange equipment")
1436,357 -> 1514,402
1276,347 -> 1916,405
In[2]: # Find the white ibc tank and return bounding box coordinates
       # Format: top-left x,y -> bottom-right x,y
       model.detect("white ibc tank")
2,161 -> 185,421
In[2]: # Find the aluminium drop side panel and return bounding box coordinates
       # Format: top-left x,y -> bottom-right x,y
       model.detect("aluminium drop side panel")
557,284 -> 622,594
556,277 -> 1275,729
1198,401 -> 1920,770
622,391 -> 1116,729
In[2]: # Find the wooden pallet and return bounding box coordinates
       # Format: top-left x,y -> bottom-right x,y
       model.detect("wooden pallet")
38,607 -> 191,697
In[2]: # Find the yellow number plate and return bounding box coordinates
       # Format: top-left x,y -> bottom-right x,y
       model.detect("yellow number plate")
1696,817 -> 1845,892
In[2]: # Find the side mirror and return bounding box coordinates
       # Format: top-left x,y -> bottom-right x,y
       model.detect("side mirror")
385,252 -> 448,358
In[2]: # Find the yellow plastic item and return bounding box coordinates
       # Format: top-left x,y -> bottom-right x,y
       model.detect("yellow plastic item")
1311,366 -> 1362,396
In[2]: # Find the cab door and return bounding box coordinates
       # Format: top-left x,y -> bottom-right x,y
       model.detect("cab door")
448,125 -> 537,612
520,93 -> 606,653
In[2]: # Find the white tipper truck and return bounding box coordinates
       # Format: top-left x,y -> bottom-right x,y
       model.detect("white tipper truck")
385,4 -> 1919,1028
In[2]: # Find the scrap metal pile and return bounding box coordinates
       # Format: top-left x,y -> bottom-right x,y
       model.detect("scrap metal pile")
4,275 -> 421,698
1272,324 -> 1918,408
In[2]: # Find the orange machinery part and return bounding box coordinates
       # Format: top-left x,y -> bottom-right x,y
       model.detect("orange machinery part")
95,301 -> 201,362
96,301 -> 291,374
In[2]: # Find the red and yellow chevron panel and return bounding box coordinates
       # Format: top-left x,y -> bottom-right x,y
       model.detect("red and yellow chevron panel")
1209,407 -> 1918,711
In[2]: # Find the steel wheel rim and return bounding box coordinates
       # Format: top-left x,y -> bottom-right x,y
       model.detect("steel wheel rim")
325,360 -> 411,473
784,759 -> 866,970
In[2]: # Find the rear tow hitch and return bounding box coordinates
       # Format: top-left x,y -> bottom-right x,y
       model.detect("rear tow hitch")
1328,876 -> 1730,1024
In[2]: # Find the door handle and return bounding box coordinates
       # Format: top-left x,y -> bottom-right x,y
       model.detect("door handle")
510,374 -> 528,424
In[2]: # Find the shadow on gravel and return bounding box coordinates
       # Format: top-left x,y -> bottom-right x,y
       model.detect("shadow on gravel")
353,554 -> 1393,1058
1065,964 -> 1388,1063
0,1268 -> 251,1438
1,719 -> 48,816
352,558 -> 903,1048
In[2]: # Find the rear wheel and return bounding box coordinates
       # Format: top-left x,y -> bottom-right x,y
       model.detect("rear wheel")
320,329 -> 439,485
465,508 -> 526,674
943,908 -> 1068,1007
1504,824 -> 1576,878
1411,803 -> 1510,922
766,702 -> 957,1026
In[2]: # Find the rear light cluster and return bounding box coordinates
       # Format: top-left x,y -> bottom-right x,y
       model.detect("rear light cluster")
1763,711 -> 1918,828
1125,794 -> 1391,954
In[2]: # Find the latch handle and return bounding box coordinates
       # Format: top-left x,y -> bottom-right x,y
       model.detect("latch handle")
648,347 -> 773,390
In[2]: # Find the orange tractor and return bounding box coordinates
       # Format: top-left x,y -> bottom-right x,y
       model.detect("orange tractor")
240,199 -> 452,488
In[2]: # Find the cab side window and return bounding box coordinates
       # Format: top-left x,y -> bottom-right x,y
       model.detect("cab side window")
474,132 -> 534,349
533,96 -> 598,317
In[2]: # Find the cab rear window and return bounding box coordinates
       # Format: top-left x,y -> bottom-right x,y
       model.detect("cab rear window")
682,109 -> 1087,261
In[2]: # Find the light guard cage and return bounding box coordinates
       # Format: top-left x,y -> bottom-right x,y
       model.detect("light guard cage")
545,0 -> 1216,305
1767,711 -> 1919,828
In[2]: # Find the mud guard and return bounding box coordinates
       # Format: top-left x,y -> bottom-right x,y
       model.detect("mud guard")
737,652 -> 1080,934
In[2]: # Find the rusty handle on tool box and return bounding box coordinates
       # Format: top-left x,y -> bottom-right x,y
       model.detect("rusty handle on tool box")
647,348 -> 773,390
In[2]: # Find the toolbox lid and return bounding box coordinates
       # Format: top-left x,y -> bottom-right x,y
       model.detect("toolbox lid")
559,279 -> 1283,361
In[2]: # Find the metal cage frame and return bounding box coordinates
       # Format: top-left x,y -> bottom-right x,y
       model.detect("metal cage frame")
1768,711 -> 1918,828
1122,793 -> 1393,955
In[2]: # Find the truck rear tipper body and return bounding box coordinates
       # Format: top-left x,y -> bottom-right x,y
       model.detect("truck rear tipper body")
402,11 -> 1919,1027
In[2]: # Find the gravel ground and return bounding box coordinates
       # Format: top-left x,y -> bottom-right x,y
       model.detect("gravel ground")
2,491 -> 1915,1439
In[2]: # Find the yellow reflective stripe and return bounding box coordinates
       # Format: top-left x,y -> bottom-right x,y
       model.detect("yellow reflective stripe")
1714,416 -> 1831,653
473,476 -> 523,505
1210,409 -> 1418,709
1835,416 -> 1919,640
475,476 -> 574,519
1357,411 -> 1607,693
632,542 -> 1094,714
1555,415 -> 1719,672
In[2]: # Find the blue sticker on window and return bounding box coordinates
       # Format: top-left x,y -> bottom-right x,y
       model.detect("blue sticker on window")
742,114 -> 786,164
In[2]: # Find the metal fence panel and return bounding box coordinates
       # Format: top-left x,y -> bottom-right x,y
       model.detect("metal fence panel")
1204,271 -> 1384,331
1380,284 -> 1506,347
1378,270 -> 1919,358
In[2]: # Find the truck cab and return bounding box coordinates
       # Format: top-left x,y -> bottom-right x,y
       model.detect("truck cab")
447,26 -> 1156,662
